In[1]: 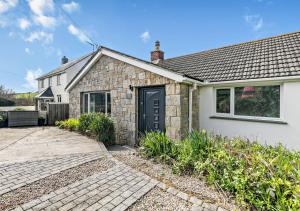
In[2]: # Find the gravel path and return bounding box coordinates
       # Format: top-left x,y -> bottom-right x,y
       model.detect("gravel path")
111,149 -> 240,211
128,187 -> 193,211
0,158 -> 115,210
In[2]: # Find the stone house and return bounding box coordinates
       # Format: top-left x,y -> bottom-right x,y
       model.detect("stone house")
62,31 -> 300,149
66,42 -> 200,145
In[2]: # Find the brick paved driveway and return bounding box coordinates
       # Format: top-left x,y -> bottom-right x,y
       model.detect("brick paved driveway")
12,162 -> 158,211
0,127 -> 215,211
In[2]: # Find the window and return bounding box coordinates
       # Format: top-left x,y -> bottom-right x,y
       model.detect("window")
215,85 -> 281,119
57,74 -> 61,85
82,92 -> 111,115
48,77 -> 52,86
57,95 -> 62,103
235,85 -> 280,118
41,80 -> 44,88
216,89 -> 230,114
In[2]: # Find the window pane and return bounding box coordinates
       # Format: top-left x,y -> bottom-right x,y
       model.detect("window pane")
90,93 -> 105,113
106,93 -> 111,114
84,94 -> 88,113
234,86 -> 280,118
216,89 -> 231,113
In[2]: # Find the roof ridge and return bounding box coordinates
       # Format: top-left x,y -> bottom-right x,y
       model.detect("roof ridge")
37,52 -> 94,80
165,30 -> 300,61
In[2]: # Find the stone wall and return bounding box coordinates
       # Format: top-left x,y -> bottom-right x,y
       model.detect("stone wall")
69,55 -> 191,145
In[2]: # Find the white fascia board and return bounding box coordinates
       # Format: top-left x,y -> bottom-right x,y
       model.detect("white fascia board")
66,51 -> 102,92
206,75 -> 300,87
66,48 -> 203,92
101,49 -> 186,83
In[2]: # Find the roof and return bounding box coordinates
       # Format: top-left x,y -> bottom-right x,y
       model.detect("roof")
159,31 -> 300,82
66,46 -> 204,91
35,87 -> 54,98
36,52 -> 95,80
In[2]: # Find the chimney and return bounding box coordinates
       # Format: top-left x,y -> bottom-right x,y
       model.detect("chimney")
61,56 -> 68,65
151,41 -> 164,63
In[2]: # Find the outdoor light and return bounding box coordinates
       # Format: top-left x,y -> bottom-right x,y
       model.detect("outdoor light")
129,85 -> 134,91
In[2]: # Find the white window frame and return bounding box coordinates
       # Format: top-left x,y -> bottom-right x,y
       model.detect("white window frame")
57,74 -> 61,85
214,83 -> 284,121
83,91 -> 111,115
41,80 -> 44,88
48,77 -> 52,86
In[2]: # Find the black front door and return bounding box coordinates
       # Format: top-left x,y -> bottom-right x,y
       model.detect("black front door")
138,86 -> 165,134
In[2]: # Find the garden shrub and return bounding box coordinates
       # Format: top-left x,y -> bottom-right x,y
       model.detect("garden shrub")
0,112 -> 7,128
55,118 -> 79,131
140,130 -> 300,210
78,112 -> 98,134
89,113 -> 115,145
140,131 -> 178,163
173,130 -> 212,174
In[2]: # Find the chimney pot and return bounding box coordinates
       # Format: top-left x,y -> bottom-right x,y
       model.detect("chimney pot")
151,40 -> 164,63
61,56 -> 68,65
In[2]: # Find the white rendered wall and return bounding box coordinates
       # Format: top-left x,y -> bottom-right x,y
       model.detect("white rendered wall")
38,73 -> 69,103
199,81 -> 300,150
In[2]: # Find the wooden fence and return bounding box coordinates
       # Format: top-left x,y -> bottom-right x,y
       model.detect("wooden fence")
47,103 -> 69,125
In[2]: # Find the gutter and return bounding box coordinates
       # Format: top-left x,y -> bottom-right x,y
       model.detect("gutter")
188,83 -> 197,132
205,75 -> 300,86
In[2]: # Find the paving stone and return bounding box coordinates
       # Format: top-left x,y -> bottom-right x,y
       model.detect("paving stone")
110,196 -> 125,206
166,186 -> 179,195
58,202 -> 77,211
0,152 -> 102,195
14,162 -> 205,211
21,199 -> 42,210
202,202 -> 218,211
189,196 -> 204,206
192,205 -> 203,211
177,191 -> 190,201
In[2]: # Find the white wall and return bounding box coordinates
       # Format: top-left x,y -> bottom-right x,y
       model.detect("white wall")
37,73 -> 69,103
199,81 -> 300,150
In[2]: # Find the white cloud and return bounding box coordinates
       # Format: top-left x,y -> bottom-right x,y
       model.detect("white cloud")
28,0 -> 56,29
68,24 -> 91,43
27,0 -> 54,16
18,18 -> 30,30
25,31 -> 53,44
0,0 -> 18,14
23,68 -> 42,90
140,30 -> 150,42
62,1 -> 79,13
244,14 -> 264,31
33,14 -> 56,28
25,47 -> 33,54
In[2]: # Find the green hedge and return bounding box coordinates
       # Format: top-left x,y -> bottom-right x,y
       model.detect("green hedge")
0,97 -> 15,106
140,131 -> 300,210
55,112 -> 115,146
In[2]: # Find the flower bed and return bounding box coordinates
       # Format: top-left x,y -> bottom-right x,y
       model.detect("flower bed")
140,131 -> 300,210
55,112 -> 115,146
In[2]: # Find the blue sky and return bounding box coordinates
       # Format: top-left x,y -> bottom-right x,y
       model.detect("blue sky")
0,0 -> 299,92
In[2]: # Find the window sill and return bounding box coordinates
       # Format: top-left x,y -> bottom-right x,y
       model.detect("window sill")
210,115 -> 288,125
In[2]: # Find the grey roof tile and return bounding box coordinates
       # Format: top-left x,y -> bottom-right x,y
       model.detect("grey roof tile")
159,31 -> 300,82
